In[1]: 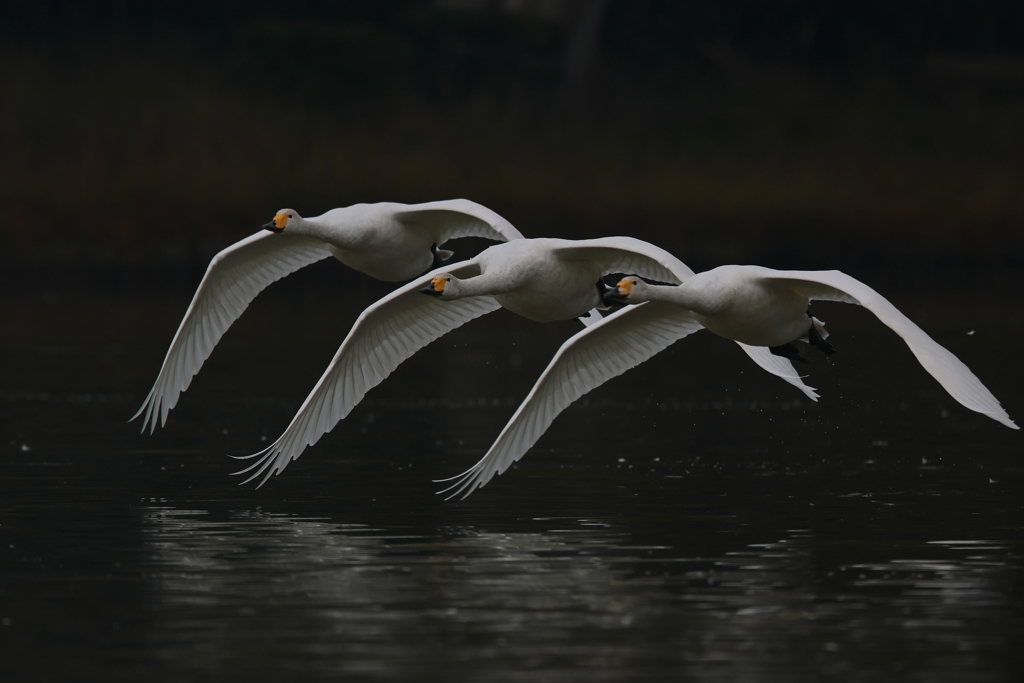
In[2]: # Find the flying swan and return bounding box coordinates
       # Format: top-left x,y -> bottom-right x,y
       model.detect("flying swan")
131,199 -> 524,433
442,265 -> 1017,498
233,240 -> 818,486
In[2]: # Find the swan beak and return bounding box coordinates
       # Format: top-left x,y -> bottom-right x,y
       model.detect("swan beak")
262,214 -> 288,233
419,277 -> 446,297
603,280 -> 632,305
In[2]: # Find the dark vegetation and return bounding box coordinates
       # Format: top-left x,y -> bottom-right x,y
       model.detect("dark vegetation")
2,0 -> 1023,291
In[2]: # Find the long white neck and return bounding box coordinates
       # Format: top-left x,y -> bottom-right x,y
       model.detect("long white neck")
288,207 -> 369,249
294,216 -> 346,247
447,270 -> 512,299
636,281 -> 717,316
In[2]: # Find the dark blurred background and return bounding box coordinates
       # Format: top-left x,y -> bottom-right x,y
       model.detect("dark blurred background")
3,9 -> 1023,679
3,0 -> 1023,296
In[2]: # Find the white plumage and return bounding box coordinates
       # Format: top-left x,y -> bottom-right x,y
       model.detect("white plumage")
234,239 -> 816,486
444,264 -> 1017,498
132,199 -> 523,434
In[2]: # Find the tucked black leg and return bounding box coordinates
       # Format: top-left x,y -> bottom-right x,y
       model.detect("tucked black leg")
596,279 -> 616,308
429,243 -> 446,271
418,243 -> 449,277
806,306 -> 836,356
808,324 -> 835,356
770,343 -> 809,364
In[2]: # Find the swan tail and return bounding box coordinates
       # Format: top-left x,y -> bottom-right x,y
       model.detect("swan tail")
810,316 -> 829,340
426,244 -> 455,273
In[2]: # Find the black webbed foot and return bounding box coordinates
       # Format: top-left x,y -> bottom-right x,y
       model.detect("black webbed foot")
770,343 -> 809,364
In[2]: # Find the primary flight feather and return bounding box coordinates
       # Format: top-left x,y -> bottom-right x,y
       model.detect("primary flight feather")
132,199 -> 523,433
444,264 -> 1016,497
235,239 -> 817,486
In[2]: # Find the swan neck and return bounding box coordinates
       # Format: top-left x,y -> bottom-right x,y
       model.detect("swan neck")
296,216 -> 344,244
642,282 -> 706,312
450,273 -> 499,299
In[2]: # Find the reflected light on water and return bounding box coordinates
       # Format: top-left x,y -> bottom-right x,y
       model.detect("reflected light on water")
141,508 -> 1021,681
3,293 -> 1021,682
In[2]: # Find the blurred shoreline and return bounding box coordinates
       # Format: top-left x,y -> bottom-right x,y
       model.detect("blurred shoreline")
2,2 -> 1022,292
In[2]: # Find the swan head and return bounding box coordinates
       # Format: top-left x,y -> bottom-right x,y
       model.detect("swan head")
418,273 -> 459,299
262,209 -> 301,233
604,276 -> 650,305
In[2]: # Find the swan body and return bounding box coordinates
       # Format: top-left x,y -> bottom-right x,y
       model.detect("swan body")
235,237 -> 816,486
443,264 -> 1016,498
661,266 -> 814,346
430,239 -> 609,322
278,201 -> 517,281
132,199 -> 523,434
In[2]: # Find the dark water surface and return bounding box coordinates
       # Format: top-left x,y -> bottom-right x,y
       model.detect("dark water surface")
2,285 -> 1023,682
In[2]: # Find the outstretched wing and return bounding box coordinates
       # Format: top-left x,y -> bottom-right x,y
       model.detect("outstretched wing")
552,246 -> 818,398
132,231 -> 333,433
234,260 -> 501,486
549,236 -> 695,284
440,301 -> 704,498
762,269 -> 1017,429
393,199 -> 525,245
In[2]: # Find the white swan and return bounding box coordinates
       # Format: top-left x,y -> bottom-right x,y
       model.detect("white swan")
444,264 -> 1017,498
233,240 -> 817,486
131,199 -> 524,434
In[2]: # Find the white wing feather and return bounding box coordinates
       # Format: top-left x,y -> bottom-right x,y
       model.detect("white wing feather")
550,236 -> 695,283
234,261 -> 501,486
441,301 -> 705,498
132,231 -> 333,433
393,199 -> 525,244
553,242 -> 818,397
763,269 -> 1017,429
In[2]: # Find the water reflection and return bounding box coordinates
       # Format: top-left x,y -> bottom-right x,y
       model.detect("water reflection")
141,508 -> 1020,681
4,291 -> 1020,682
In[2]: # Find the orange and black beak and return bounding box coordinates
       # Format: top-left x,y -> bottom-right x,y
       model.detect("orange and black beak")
602,280 -> 632,305
418,277 -> 447,297
262,214 -> 288,233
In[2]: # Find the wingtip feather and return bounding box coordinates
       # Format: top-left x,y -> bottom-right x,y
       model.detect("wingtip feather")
129,400 -> 147,423
989,412 -> 1019,430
